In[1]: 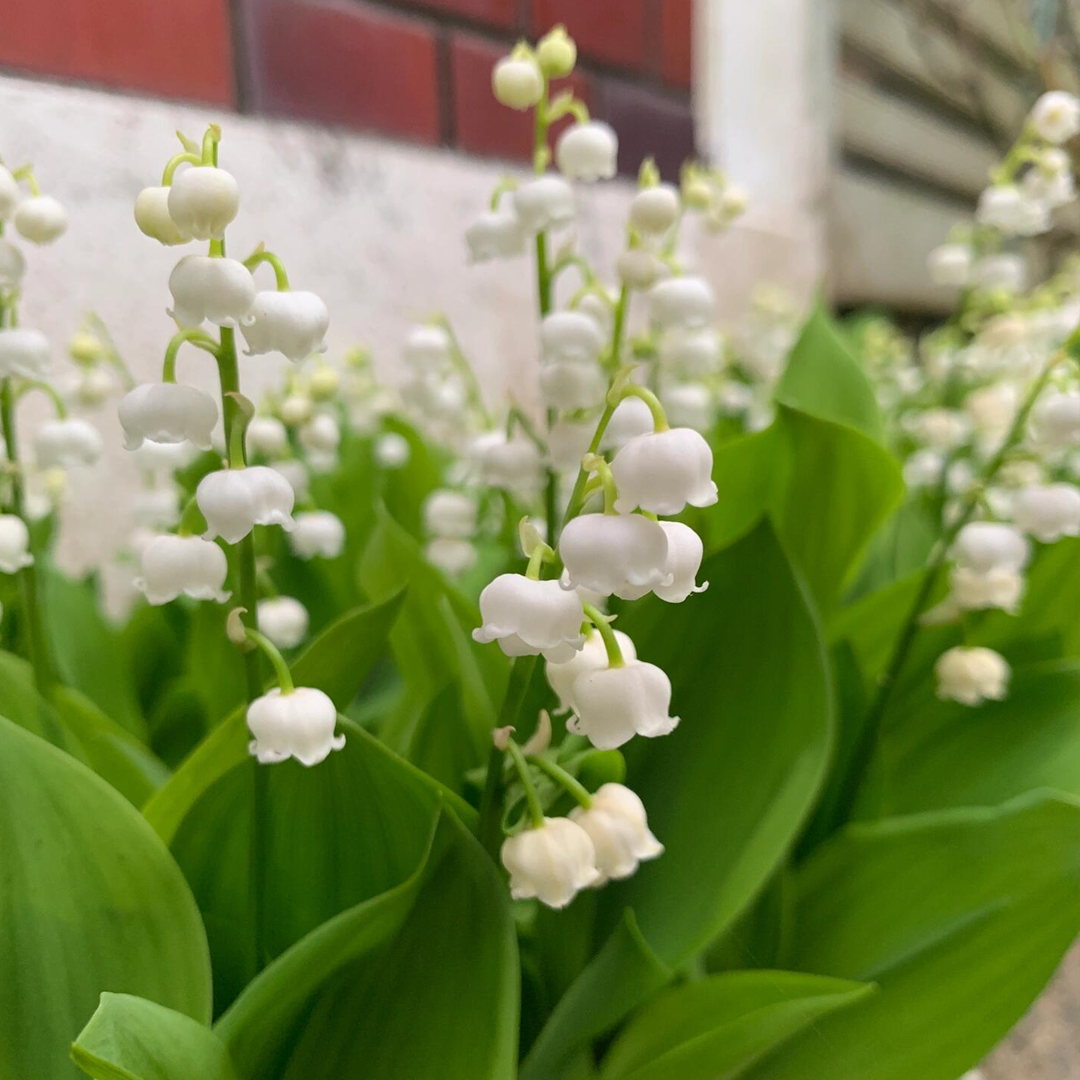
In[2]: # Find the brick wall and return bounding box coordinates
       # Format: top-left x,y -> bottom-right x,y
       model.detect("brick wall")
0,0 -> 694,178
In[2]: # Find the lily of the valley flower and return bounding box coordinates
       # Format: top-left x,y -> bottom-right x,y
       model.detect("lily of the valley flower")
559,513 -> 671,599
298,413 -> 341,455
135,534 -> 230,605
541,310 -> 606,365
649,521 -> 708,603
0,166 -> 19,220
289,510 -> 346,560
168,255 -> 256,329
555,121 -> 619,182
935,646 -> 1011,707
513,176 -> 575,233
546,628 -> 637,714
1029,389 -> 1080,449
1030,90 -> 1080,145
569,659 -> 679,749
33,418 -> 103,469
0,239 -> 25,288
118,381 -> 218,451
1012,483 -> 1080,543
246,415 -> 289,457
424,489 -> 478,539
14,195 -> 67,244
466,206 -> 526,262
611,427 -> 718,515
425,537 -> 478,576
167,166 -> 240,240
474,574 -> 585,662
0,328 -> 49,380
241,290 -> 329,362
951,521 -> 1031,574
630,183 -> 680,235
197,465 -> 296,544
500,816 -> 600,908
135,186 -> 191,245
470,430 -> 543,490
492,55 -> 544,110
247,686 -> 345,766
569,783 -> 664,883
257,595 -> 310,649
0,515 -> 33,573
926,243 -> 972,287
539,361 -> 607,410
648,276 -> 716,331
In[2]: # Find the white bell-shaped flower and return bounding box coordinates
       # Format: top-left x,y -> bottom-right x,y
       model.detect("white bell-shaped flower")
976,185 -> 1049,237
630,184 -> 680,235
197,465 -> 296,544
132,487 -> 181,529
33,418 -> 103,469
952,521 -> 1031,573
270,459 -> 309,500
570,660 -> 679,750
298,412 -> 340,455
651,521 -> 708,603
540,361 -> 607,411
134,186 -> 190,245
135,534 -> 230,605
556,121 -> 618,182
465,206 -> 526,262
289,510 -> 345,560
570,783 -> 663,883
424,489 -> 477,539
74,367 -> 115,408
658,328 -> 722,377
247,686 -> 345,766
906,407 -> 971,451
0,328 -> 49,380
972,252 -> 1026,293
935,646 -> 1010,707
0,239 -> 26,287
279,393 -> 313,427
546,628 -> 636,714
541,310 -> 606,365
403,324 -> 452,368
491,55 -> 544,109
257,595 -> 309,649
610,427 -> 717,515
1012,483 -> 1080,543
903,448 -> 945,489
950,565 -> 1025,613
663,383 -> 713,433
473,574 -> 585,662
648,276 -> 716,331
547,418 -> 594,472
927,243 -> 972,287
425,537 -> 478,576
577,291 -> 614,336
246,415 -> 288,458
0,515 -> 33,573
500,817 -> 600,908
470,430 -> 543,491
14,195 -> 67,244
0,166 -> 19,221
241,290 -> 329,363
168,255 -> 255,328
965,383 -> 1018,438
1030,90 -> 1080,144
118,381 -> 218,451
167,166 -> 240,240
374,431 -> 411,468
513,176 -> 575,233
559,513 -> 671,599
602,396 -> 654,451
616,249 -> 663,290
1030,390 -> 1080,449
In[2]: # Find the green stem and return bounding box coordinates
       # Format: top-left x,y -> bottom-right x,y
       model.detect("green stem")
176,495 -> 206,537
582,603 -> 624,666
163,329 -> 220,382
16,380 -> 68,418
243,250 -> 290,291
161,152 -> 202,186
507,739 -> 545,828
243,627 -> 294,693
606,285 -> 630,371
527,754 -> 593,808
615,384 -> 668,431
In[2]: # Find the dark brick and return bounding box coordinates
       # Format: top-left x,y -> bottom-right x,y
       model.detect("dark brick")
0,0 -> 234,104
240,0 -> 440,142
530,0 -> 648,71
660,0 -> 692,89
394,0 -> 515,30
594,78 -> 695,180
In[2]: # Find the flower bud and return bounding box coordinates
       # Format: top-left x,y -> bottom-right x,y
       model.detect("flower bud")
33,418 -> 103,469
308,365 -> 340,400
289,510 -> 345,560
119,381 -> 218,451
658,328 -> 722,376
1012,483 -> 1080,543
14,195 -> 67,244
473,573 -> 585,662
927,243 -> 971,287
1030,90 -> 1080,144
75,367 -> 114,407
601,396 -> 654,451
270,459 -> 309,500
132,486 -> 181,529
539,361 -> 607,410
610,427 -> 718,515
247,686 -> 344,766
246,415 -> 288,458
279,393 -> 313,427
569,783 -> 663,882
424,489 -> 478,539
648,276 -> 716,331
541,310 -> 606,365
470,430 -> 542,491
168,255 -> 255,329
257,595 -> 309,649
903,448 -> 944,489
134,186 -> 190,245
425,537 -> 478,576
0,328 -> 49,380
0,514 -> 34,573
546,628 -> 636,714
662,383 -> 712,432
513,176 -> 575,233
404,324 -> 452,368
630,184 -> 680,235
556,121 -> 619,183
0,239 -> 26,288
536,25 -> 576,77
167,166 -> 240,240
1030,390 -> 1080,449
570,660 -> 679,749
559,513 -> 671,600
952,521 -> 1030,574
241,290 -> 329,363
135,534 -> 230,605
196,465 -> 296,544
466,206 -> 527,263
935,646 -> 1010,706
617,249 -> 663,290
0,166 -> 19,221
374,431 -> 411,468
547,417 -> 594,472
501,816 -> 599,908
492,55 -> 544,110
298,412 -> 340,455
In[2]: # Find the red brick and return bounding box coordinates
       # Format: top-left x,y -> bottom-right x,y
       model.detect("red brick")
660,0 -> 692,88
0,0 -> 233,104
450,31 -> 590,161
594,78 -> 695,180
394,0 -> 515,30
531,0 -> 647,71
240,0 -> 439,142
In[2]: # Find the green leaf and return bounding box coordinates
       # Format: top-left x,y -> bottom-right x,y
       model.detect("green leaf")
603,522 -> 832,964
741,795 -> 1080,1080
600,971 -> 875,1080
0,717 -> 211,1080
522,912 -> 672,1080
72,994 -> 238,1080
379,415 -> 444,538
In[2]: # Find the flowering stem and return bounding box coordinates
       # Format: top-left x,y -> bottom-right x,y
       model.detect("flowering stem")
434,316 -> 492,427
242,626 -> 295,694
527,753 -> 593,809
162,329 -> 220,382
583,454 -> 618,513
15,380 -> 68,418
606,285 -> 630,370
243,250 -> 290,291
489,176 -> 518,210
582,603 -> 625,667
614,384 -> 668,431
175,495 -> 206,538
161,151 -> 202,186
506,738 -> 545,829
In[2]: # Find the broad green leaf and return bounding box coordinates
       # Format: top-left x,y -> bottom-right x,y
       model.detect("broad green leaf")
72,993 -> 238,1080
185,601 -> 247,726
263,811 -> 518,1080
521,912 -> 672,1080
603,522 -> 832,964
775,305 -> 884,442
0,646 -> 84,757
741,794 -> 1080,1080
0,717 -> 211,1080
120,602 -> 186,721
379,415 -> 444,538
844,498 -> 939,601
600,971 -> 875,1080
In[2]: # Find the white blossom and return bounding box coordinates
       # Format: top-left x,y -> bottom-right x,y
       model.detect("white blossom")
0,166 -> 19,221
950,565 -> 1025,613
132,486 -> 180,529
570,783 -> 663,883
650,521 -> 708,603
500,817 -> 599,908
168,255 -> 255,329
492,55 -> 544,110
540,361 -> 607,410
298,412 -> 340,455
257,595 -> 309,649
659,328 -> 722,376
648,276 -> 716,331
560,513 -> 671,600
976,184 -> 1049,237
513,176 -> 575,232
601,396 -> 654,451
167,166 -> 240,240
1012,484 -> 1080,543
1029,390 -> 1080,449
972,253 -> 1026,294
927,243 -> 972,287
0,515 -> 33,573
241,290 -> 329,363
424,489 -> 477,539
197,465 -> 296,544
1030,90 -> 1080,144
546,628 -> 636,714
964,383 -> 1018,438
118,382 -> 218,451
33,418 -> 102,469
14,195 -> 67,244
935,647 -> 1010,706
289,510 -> 346,560
466,205 -> 527,262
555,121 -> 618,182
547,417 -> 594,471
403,324 -> 452,368
610,427 -> 718,515
279,393 -> 313,427
905,407 -> 971,451
247,686 -> 345,766
541,310 -> 605,365
616,249 -> 663,290
470,430 -> 542,490
473,574 -> 585,662
570,660 -> 679,749
0,239 -> 26,287
246,415 -> 288,457
134,186 -> 190,245
0,328 -> 49,380
135,534 -> 230,605
662,383 -> 712,432
270,459 -> 309,500
374,431 -> 411,468
629,184 -> 680,235
425,537 -> 478,576
952,521 -> 1031,574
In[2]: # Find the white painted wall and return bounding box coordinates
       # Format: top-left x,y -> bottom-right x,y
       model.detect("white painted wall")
0,70 -> 822,573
